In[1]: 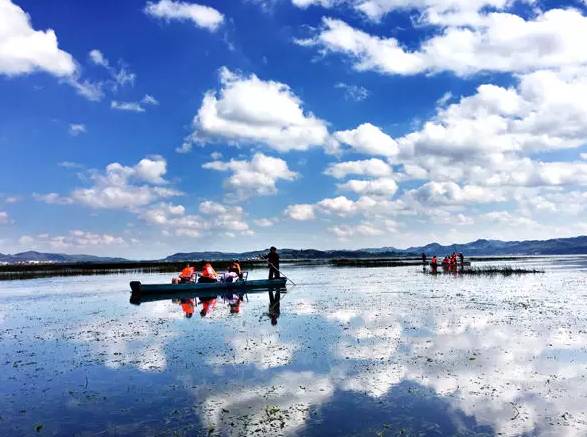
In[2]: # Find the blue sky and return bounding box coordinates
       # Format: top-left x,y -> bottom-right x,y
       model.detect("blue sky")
1,0 -> 587,258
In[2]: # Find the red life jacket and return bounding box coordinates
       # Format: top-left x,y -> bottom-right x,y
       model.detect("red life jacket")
180,266 -> 194,279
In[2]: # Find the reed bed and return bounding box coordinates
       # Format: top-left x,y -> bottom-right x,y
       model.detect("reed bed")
428,266 -> 544,276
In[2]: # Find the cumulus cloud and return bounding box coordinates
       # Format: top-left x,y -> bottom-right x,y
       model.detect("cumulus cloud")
338,177 -> 398,197
0,0 -> 76,77
111,95 -> 159,112
324,158 -> 392,179
0,0 -> 106,101
334,123 -> 399,157
284,203 -> 316,221
144,0 -> 224,31
203,153 -> 298,199
406,181 -> 504,206
290,0 -> 513,24
70,156 -> 180,210
396,69 -> 587,190
299,9 -> 587,77
184,67 -> 329,153
0,211 -> 9,224
141,201 -> 253,238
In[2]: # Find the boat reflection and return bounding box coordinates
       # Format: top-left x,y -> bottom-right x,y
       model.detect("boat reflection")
129,287 -> 286,320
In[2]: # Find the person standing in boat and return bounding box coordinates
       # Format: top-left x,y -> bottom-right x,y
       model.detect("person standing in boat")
261,247 -> 280,280
430,255 -> 438,273
198,261 -> 218,283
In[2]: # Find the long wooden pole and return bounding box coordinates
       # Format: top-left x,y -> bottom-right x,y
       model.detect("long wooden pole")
267,261 -> 296,286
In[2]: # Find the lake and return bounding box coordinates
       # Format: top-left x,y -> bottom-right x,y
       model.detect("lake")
1,257 -> 586,436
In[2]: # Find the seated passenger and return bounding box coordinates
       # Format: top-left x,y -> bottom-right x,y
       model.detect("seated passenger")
198,262 -> 218,283
175,264 -> 195,284
228,259 -> 242,278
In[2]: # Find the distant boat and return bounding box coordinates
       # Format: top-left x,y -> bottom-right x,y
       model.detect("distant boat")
130,278 -> 287,294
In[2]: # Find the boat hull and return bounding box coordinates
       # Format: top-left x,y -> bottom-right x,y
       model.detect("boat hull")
130,278 -> 287,294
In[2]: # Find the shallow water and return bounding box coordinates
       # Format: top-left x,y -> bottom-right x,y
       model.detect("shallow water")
1,257 -> 587,436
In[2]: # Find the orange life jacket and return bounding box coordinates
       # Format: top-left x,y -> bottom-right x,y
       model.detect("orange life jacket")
180,266 -> 194,279
201,263 -> 217,279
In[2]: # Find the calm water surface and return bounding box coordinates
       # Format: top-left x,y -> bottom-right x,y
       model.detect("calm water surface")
1,257 -> 587,436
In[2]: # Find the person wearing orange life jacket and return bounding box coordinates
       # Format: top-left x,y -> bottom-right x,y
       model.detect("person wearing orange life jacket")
175,264 -> 195,283
430,255 -> 438,273
198,261 -> 218,283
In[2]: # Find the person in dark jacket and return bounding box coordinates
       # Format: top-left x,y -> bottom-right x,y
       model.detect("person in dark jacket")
262,246 -> 280,280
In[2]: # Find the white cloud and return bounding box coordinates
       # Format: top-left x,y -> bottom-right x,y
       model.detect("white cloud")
203,153 -> 298,199
0,0 -> 76,77
338,177 -> 398,197
0,211 -> 9,224
407,181 -> 504,206
581,153 -> 587,161
88,49 -> 136,88
334,82 -> 369,101
144,0 -> 224,31
186,67 -> 329,153
67,78 -> 104,101
300,9 -> 587,77
33,192 -> 73,205
317,195 -> 359,216
111,95 -> 158,113
141,200 -> 253,238
68,123 -> 86,136
334,123 -> 399,157
324,158 -> 392,179
58,161 -> 84,169
71,156 -> 180,210
254,218 -> 277,227
290,0 -> 513,24
284,203 -> 315,221
88,49 -> 108,67
18,230 -> 127,250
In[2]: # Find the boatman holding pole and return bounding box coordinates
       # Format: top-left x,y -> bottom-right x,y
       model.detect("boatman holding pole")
261,246 -> 280,280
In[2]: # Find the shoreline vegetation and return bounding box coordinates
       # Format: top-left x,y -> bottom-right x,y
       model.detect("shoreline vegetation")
0,256 -> 546,281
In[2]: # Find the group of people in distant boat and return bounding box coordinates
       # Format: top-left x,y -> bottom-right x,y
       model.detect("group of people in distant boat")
423,252 -> 466,273
172,246 -> 281,285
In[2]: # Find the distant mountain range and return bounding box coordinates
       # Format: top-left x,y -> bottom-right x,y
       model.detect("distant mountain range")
367,235 -> 587,256
3,236 -> 587,265
0,251 -> 127,264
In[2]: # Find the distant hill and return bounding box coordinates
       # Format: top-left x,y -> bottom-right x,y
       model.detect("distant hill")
0,251 -> 128,264
367,235 -> 587,256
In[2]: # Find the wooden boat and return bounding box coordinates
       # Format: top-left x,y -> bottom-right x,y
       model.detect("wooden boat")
130,278 -> 287,294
